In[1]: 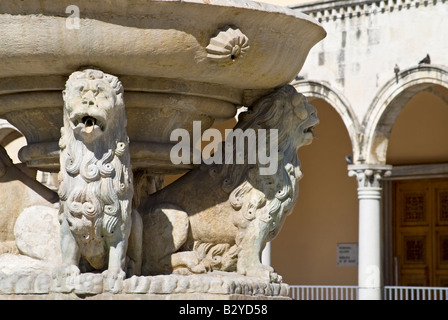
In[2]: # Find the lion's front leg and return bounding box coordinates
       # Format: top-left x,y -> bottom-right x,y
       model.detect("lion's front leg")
102,234 -> 128,292
125,209 -> 143,277
52,217 -> 81,291
103,235 -> 128,279
103,206 -> 134,278
236,218 -> 281,283
56,217 -> 81,275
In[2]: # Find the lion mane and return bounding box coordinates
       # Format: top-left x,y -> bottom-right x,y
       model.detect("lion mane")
216,85 -> 310,226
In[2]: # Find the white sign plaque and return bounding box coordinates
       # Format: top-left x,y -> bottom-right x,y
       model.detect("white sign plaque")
337,243 -> 358,266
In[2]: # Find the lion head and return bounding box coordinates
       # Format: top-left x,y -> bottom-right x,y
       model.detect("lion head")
62,69 -> 125,143
215,85 -> 319,241
212,85 -> 318,191
238,85 -> 319,157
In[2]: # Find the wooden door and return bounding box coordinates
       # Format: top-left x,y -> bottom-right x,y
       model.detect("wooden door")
394,179 -> 448,287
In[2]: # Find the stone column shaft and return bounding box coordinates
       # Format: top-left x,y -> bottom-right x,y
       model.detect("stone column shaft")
348,164 -> 392,300
262,241 -> 271,266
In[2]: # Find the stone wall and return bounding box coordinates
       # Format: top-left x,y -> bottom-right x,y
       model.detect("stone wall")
298,0 -> 447,120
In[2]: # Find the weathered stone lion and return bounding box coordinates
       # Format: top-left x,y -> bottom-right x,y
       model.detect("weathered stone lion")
56,69 -> 142,279
139,85 -> 318,282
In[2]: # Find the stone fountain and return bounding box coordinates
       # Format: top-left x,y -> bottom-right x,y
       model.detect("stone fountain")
0,0 -> 325,300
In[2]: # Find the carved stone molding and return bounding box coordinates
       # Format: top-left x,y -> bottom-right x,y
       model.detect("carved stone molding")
295,0 -> 443,24
348,164 -> 392,189
0,271 -> 290,300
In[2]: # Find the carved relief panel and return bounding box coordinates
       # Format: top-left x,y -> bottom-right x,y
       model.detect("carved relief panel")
402,192 -> 428,225
402,235 -> 428,265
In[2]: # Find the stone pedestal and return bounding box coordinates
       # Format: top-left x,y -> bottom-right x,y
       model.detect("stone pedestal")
0,271 -> 290,300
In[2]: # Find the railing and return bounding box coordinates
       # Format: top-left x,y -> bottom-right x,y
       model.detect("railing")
290,285 -> 448,300
289,285 -> 358,300
384,286 -> 448,300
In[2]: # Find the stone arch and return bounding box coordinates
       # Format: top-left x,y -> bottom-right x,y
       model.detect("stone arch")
362,65 -> 448,164
0,119 -> 22,147
292,79 -> 361,161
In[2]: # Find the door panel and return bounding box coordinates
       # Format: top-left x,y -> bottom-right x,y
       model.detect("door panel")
435,187 -> 448,226
435,183 -> 448,286
397,229 -> 431,286
394,179 -> 448,287
435,230 -> 448,286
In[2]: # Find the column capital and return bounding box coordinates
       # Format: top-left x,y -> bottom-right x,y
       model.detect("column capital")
348,164 -> 392,189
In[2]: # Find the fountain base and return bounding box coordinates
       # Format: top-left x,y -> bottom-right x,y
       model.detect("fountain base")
0,271 -> 290,300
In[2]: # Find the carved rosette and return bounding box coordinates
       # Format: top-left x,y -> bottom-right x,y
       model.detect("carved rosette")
206,26 -> 249,62
348,164 -> 392,189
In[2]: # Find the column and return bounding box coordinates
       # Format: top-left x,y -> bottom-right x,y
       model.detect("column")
348,164 -> 392,300
262,241 -> 271,266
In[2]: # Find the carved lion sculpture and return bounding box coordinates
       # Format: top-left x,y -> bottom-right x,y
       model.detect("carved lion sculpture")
139,85 -> 318,282
56,69 -> 142,279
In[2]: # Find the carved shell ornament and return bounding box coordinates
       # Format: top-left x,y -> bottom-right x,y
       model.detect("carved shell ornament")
206,26 -> 250,62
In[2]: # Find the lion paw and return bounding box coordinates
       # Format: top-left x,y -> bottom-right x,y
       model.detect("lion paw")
102,268 -> 126,282
241,264 -> 282,283
269,271 -> 282,283
171,251 -> 210,275
51,264 -> 81,292
102,268 -> 126,293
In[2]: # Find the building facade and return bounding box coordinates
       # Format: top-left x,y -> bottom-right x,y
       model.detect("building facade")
265,0 -> 448,299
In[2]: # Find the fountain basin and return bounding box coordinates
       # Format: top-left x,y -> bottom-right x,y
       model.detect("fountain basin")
0,0 -> 326,173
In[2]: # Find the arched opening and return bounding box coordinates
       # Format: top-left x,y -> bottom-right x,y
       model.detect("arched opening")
385,86 -> 448,287
272,98 -> 359,285
363,65 -> 448,164
0,120 -> 24,164
387,87 -> 448,166
0,119 -> 58,190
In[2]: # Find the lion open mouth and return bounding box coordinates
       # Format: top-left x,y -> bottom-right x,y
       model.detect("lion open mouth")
302,116 -> 319,138
71,114 -> 105,133
82,116 -> 97,133
304,125 -> 315,134
303,124 -> 317,137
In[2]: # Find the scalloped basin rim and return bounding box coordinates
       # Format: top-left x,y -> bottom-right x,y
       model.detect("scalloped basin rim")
0,0 -> 326,173
0,0 -> 326,90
